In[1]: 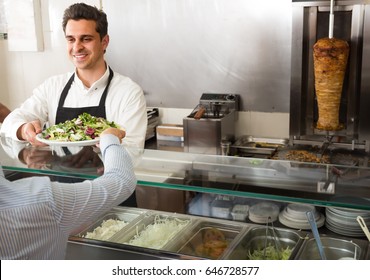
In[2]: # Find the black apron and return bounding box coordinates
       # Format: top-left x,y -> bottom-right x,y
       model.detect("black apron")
56,67 -> 114,124
55,67 -> 137,207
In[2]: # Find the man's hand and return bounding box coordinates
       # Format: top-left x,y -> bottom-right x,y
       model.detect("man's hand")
17,120 -> 45,146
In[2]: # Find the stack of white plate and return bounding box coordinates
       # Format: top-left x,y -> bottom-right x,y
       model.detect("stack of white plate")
279,203 -> 325,230
248,201 -> 280,223
325,207 -> 370,237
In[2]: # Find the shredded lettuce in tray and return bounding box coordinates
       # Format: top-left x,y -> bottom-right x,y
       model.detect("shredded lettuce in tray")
41,112 -> 119,142
247,245 -> 292,260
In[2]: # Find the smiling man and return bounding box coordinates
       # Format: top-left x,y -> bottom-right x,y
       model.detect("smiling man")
1,3 -> 147,151
1,3 -> 146,207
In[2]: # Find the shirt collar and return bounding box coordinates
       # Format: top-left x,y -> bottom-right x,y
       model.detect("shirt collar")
73,67 -> 110,92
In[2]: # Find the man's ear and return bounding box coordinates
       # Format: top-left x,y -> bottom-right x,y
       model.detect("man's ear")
102,34 -> 109,53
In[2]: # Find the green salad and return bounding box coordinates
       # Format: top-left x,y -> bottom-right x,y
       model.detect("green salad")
247,245 -> 292,260
41,112 -> 119,142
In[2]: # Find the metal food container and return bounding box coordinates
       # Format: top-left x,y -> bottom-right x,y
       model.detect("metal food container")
73,207 -> 146,241
166,219 -> 245,259
111,212 -> 193,250
224,226 -> 307,260
295,236 -> 367,260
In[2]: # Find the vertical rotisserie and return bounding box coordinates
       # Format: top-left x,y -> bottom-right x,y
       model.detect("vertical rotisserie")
313,37 -> 349,131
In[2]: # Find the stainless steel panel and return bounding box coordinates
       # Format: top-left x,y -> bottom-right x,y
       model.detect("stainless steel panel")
359,4 -> 370,145
224,225 -> 307,260
66,241 -> 167,260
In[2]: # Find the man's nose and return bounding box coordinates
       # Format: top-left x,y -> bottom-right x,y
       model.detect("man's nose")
73,40 -> 84,51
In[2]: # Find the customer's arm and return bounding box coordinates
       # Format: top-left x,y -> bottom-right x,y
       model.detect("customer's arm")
0,103 -> 11,123
50,129 -> 137,234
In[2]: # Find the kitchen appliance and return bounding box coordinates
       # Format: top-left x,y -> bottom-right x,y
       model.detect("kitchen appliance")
146,108 -> 159,141
290,0 -> 370,152
183,93 -> 239,155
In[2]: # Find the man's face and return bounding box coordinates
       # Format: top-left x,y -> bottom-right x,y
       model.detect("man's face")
65,19 -> 108,70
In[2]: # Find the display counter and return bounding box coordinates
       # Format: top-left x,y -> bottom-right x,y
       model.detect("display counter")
0,135 -> 369,259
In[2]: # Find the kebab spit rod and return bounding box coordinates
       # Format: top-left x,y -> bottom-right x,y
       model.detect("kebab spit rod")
329,0 -> 334,39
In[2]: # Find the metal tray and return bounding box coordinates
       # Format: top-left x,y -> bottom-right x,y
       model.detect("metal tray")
110,212 -> 193,250
73,207 -> 146,241
295,235 -> 367,260
166,219 -> 246,259
234,135 -> 288,147
223,225 -> 307,260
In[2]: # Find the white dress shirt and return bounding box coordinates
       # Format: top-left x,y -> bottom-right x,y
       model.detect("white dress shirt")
0,67 -> 148,149
0,134 -> 136,259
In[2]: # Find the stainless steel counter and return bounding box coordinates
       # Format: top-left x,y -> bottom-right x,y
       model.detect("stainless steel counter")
1,135 -> 370,260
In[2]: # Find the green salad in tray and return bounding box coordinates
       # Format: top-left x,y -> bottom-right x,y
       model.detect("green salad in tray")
41,113 -> 119,142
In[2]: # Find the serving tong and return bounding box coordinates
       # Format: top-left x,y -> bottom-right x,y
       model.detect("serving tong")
263,216 -> 281,259
306,211 -> 326,260
357,215 -> 370,242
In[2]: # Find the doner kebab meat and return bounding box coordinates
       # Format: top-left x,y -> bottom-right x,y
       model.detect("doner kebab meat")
313,37 -> 349,131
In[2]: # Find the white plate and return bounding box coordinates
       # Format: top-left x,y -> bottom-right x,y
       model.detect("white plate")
278,211 -> 325,230
285,203 -> 317,219
325,222 -> 365,237
36,134 -> 99,147
248,202 -> 280,224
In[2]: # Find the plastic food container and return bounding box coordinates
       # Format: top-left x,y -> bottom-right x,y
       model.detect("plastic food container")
210,199 -> 233,219
231,204 -> 249,221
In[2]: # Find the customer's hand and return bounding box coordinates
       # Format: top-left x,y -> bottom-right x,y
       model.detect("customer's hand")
17,120 -> 45,146
100,127 -> 126,143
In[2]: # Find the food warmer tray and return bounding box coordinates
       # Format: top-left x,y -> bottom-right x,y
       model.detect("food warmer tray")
223,225 -> 308,260
109,211 -> 194,250
294,234 -> 369,260
165,218 -> 249,259
72,207 -> 147,241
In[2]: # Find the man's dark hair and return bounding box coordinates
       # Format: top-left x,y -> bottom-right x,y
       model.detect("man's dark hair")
62,3 -> 108,39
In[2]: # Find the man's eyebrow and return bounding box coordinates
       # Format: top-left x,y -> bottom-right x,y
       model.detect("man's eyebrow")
65,34 -> 95,39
